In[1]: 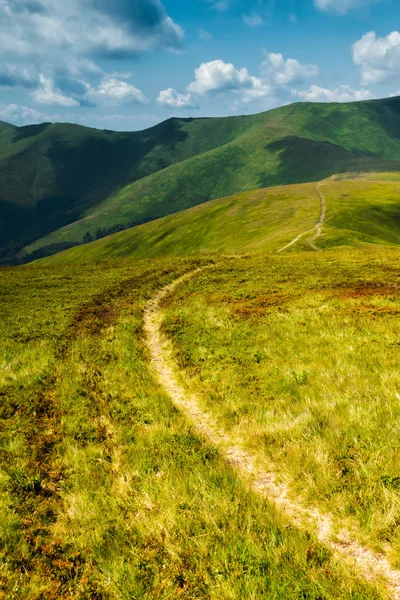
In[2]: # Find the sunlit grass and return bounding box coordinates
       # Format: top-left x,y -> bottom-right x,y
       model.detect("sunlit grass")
163,249 -> 400,566
0,257 -> 384,598
35,175 -> 400,266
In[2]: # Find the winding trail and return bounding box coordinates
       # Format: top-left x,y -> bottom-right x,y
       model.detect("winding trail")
144,268 -> 400,600
276,228 -> 315,253
307,183 -> 326,251
277,182 -> 326,253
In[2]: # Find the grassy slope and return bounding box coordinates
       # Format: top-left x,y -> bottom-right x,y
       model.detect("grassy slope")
318,179 -> 400,248
0,258 -> 383,599
0,114 -> 262,257
35,183 -> 320,264
163,250 -> 400,567
36,176 -> 400,265
7,96 -> 400,260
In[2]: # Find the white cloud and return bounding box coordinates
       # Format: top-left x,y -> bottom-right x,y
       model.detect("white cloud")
0,103 -> 44,124
0,0 -> 183,98
295,84 -> 373,102
31,75 -> 79,107
352,31 -> 400,85
240,78 -> 272,102
157,88 -> 198,108
86,77 -> 148,106
187,60 -> 271,100
390,90 -> 400,97
31,74 -> 148,108
0,0 -> 184,61
183,53 -> 318,105
314,0 -> 382,14
0,64 -> 37,89
262,52 -> 319,85
243,12 -> 264,27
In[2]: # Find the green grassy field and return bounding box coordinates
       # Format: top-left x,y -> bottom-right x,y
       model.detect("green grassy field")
1,257 -> 388,599
35,175 -> 400,265
34,183 -> 320,263
3,96 -> 400,262
3,100 -> 400,597
318,179 -> 400,248
161,250 -> 400,569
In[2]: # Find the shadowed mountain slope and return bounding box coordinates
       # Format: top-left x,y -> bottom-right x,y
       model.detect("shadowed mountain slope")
2,96 -> 400,262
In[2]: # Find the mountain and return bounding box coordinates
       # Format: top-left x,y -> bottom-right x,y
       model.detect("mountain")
2,96 -> 400,263
34,174 -> 400,265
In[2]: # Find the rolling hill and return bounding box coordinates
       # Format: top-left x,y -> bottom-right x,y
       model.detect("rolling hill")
4,100 -> 400,600
35,174 -> 400,265
2,96 -> 400,262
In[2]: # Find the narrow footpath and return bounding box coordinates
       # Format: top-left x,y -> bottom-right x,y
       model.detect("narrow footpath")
307,182 -> 326,251
144,268 -> 400,600
277,182 -> 326,253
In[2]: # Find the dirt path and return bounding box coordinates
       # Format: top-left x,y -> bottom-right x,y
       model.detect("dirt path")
144,268 -> 400,600
307,183 -> 326,251
276,228 -> 316,253
277,183 -> 326,253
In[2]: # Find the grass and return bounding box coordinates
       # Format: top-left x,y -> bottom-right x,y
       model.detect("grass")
0,114 -> 264,260
3,99 -> 400,598
3,96 -> 400,261
0,257 -> 387,599
34,183 -> 320,264
35,175 -> 400,266
317,179 -> 400,248
161,249 -> 400,568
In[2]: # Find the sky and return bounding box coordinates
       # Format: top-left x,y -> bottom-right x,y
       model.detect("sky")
0,0 -> 399,131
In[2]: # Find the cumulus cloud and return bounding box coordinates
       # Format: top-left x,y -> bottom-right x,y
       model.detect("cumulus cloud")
0,0 -> 183,107
187,60 -> 271,100
352,31 -> 400,85
295,84 -> 372,102
31,74 -> 148,108
86,77 -> 148,106
0,103 -> 44,124
172,53 -> 318,108
314,0 -> 382,13
157,88 -> 198,108
262,52 -> 319,85
0,0 -> 184,62
243,12 -> 264,27
31,75 -> 80,107
0,64 -> 37,89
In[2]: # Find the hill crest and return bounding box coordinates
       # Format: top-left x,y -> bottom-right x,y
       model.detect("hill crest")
2,96 -> 400,263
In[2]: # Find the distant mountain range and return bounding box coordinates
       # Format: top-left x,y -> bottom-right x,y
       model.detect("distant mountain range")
2,96 -> 400,263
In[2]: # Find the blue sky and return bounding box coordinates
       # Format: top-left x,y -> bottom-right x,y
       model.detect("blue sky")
0,0 -> 399,130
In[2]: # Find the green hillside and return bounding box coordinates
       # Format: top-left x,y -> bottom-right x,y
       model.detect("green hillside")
0,115 -> 263,261
35,175 -> 400,265
3,96 -> 400,262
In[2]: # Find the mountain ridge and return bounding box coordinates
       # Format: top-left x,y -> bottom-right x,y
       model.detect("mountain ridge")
2,96 -> 400,263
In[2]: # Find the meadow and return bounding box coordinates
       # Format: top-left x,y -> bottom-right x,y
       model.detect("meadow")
162,250 -> 400,571
3,161 -> 400,598
1,256 -> 389,599
35,176 -> 400,266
